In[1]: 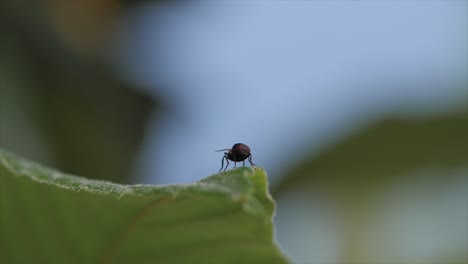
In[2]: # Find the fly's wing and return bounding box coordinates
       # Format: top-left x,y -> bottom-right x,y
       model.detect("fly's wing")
215,149 -> 231,152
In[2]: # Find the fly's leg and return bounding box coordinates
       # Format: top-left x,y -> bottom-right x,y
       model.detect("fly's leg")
223,155 -> 230,171
248,155 -> 257,169
219,156 -> 225,172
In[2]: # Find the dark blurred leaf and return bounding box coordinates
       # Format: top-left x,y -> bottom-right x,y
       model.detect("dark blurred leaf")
0,1 -> 159,183
273,111 -> 468,195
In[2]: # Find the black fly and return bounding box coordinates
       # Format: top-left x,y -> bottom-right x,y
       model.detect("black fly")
216,143 -> 257,172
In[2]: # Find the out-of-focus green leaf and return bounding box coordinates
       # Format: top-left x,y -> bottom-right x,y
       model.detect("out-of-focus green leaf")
273,111 -> 468,263
274,111 -> 468,194
0,2 -> 158,184
0,149 -> 288,264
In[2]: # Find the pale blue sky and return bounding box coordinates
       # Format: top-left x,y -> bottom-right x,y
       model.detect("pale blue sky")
113,1 -> 467,184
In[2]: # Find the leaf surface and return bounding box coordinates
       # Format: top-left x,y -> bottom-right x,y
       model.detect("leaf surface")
0,150 -> 288,264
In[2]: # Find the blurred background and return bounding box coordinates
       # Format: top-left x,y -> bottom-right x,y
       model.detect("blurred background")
0,1 -> 467,263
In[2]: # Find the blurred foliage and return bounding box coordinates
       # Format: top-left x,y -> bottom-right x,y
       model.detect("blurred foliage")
274,111 -> 468,195
0,0 -> 159,183
273,111 -> 468,263
0,149 -> 288,264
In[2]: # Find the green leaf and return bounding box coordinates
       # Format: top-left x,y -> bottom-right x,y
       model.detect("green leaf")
0,149 -> 289,264
273,111 -> 468,194
272,112 -> 468,263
